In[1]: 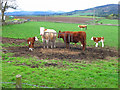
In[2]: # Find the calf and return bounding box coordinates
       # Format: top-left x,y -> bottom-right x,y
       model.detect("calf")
91,37 -> 104,47
27,37 -> 38,51
78,25 -> 87,30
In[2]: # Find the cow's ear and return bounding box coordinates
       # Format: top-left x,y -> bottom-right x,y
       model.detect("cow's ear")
59,31 -> 61,33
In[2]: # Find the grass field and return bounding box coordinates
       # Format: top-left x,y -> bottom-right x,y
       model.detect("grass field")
98,19 -> 118,25
2,53 -> 118,88
2,21 -> 118,48
2,21 -> 118,88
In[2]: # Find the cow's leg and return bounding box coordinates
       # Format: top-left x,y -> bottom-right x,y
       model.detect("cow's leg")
101,41 -> 104,47
41,36 -> 44,42
81,38 -> 86,51
66,43 -> 70,49
81,44 -> 83,47
29,43 -> 33,51
95,42 -> 98,47
50,41 -> 53,48
29,43 -> 34,51
53,41 -> 56,48
43,39 -> 46,48
66,43 -> 67,48
31,48 -> 33,51
46,40 -> 49,48
82,42 -> 86,51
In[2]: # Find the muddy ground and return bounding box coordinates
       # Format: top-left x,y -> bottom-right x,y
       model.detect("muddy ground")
2,37 -> 118,62
15,16 -> 93,24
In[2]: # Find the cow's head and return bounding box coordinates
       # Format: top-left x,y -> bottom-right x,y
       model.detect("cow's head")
91,37 -> 94,40
40,27 -> 45,35
35,36 -> 38,41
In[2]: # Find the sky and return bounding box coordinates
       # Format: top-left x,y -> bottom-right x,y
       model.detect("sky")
7,0 -> 119,12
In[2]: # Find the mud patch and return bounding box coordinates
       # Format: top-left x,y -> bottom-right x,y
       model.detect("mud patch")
2,37 -> 118,62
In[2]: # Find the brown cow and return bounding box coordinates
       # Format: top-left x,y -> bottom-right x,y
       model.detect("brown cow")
58,31 -> 86,51
27,37 -> 38,51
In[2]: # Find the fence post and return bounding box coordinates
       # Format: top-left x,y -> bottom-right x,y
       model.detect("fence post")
16,74 -> 22,88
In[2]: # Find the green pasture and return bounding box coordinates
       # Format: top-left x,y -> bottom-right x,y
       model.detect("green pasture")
2,21 -> 118,88
98,19 -> 118,25
2,53 -> 118,88
2,21 -> 118,48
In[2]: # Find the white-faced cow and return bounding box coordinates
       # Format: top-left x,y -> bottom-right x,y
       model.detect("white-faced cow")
91,37 -> 104,47
40,27 -> 57,48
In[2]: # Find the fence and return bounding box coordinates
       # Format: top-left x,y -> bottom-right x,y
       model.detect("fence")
1,75 -> 53,88
2,19 -> 29,26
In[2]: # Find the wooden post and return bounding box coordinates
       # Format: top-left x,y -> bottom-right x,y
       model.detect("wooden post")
16,74 -> 22,88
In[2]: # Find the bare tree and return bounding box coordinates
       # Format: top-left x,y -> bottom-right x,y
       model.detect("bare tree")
0,0 -> 18,22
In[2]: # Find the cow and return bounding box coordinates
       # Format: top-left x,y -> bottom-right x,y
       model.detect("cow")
91,37 -> 104,47
78,25 -> 87,30
40,27 -> 57,48
27,37 -> 38,51
58,31 -> 86,51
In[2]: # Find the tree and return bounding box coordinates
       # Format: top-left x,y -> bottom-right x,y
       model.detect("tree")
0,0 -> 18,22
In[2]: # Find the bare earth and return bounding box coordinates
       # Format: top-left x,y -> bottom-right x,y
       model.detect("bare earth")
2,37 -> 118,62
15,16 -> 93,24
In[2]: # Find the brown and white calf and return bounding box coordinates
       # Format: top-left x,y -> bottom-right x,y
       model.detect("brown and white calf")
27,37 -> 38,51
78,25 -> 87,30
91,37 -> 104,47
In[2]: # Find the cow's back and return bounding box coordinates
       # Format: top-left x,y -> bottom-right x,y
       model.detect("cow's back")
43,32 -> 57,40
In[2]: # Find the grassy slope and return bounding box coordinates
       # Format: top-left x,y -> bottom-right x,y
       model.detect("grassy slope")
2,21 -> 118,48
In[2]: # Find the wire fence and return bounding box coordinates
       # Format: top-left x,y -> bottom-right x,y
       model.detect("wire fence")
0,82 -> 53,88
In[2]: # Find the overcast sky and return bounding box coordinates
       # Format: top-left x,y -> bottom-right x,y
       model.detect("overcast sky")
7,0 -> 119,12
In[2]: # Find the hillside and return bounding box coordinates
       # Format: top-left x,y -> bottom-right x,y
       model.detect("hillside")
5,4 -> 118,17
63,4 -> 118,17
5,11 -> 64,16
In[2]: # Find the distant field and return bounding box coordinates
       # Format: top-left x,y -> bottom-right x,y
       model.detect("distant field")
53,15 -> 96,18
2,21 -> 118,48
98,19 -> 118,25
15,16 -> 93,23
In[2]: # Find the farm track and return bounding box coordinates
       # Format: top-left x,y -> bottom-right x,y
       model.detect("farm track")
15,16 -> 93,24
2,37 -> 118,62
